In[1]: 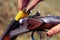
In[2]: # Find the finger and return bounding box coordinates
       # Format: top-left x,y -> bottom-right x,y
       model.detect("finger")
26,0 -> 43,12
18,0 -> 24,11
23,0 -> 30,8
47,24 -> 60,37
18,0 -> 30,11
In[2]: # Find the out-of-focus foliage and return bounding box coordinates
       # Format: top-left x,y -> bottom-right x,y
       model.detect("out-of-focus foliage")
31,0 -> 60,16
0,0 -> 18,35
0,0 -> 18,34
0,0 -> 60,40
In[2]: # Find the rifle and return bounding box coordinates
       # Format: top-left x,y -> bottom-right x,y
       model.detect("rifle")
0,11 -> 60,40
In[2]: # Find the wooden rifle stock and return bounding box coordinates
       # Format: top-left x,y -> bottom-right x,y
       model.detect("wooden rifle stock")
1,15 -> 60,40
0,20 -> 20,40
2,35 -> 11,40
27,16 -> 60,31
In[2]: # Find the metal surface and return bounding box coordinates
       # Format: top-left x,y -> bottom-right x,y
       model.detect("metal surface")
10,18 -> 29,37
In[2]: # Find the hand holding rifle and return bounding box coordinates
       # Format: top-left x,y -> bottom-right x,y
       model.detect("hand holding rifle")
18,0 -> 60,37
1,0 -> 60,40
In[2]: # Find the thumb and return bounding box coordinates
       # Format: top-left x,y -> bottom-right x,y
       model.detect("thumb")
47,24 -> 60,37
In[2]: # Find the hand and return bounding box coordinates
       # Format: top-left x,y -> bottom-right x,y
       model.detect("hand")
47,24 -> 60,37
18,0 -> 43,11
27,18 -> 60,37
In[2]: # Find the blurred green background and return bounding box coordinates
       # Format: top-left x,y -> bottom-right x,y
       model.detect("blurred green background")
0,0 -> 60,40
